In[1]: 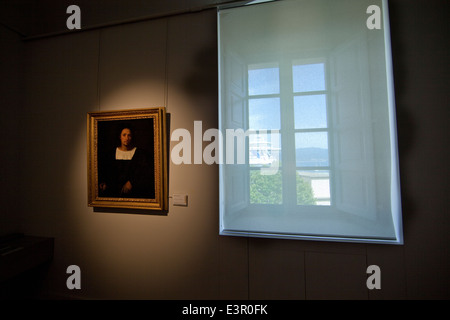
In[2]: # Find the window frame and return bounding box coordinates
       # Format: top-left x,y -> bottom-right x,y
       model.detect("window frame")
246,56 -> 334,210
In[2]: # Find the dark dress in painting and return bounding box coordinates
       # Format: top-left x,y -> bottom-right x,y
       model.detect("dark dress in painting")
99,147 -> 155,199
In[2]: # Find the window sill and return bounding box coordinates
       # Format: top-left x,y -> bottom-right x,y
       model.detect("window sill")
221,205 -> 400,244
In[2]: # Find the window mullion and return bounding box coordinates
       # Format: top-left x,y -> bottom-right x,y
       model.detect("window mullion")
279,59 -> 296,209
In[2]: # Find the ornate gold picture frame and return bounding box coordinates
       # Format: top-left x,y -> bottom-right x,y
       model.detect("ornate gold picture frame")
87,108 -> 168,210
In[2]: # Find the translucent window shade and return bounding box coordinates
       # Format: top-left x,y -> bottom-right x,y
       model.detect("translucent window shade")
250,169 -> 283,205
297,170 -> 330,206
295,132 -> 329,167
248,65 -> 280,95
294,95 -> 327,129
249,132 -> 281,167
249,98 -> 280,130
219,0 -> 403,244
293,63 -> 326,93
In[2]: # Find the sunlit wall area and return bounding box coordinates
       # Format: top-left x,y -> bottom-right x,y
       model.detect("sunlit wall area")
17,9 -> 220,299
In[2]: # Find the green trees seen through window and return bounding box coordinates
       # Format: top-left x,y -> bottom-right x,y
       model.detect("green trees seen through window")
250,171 -> 315,205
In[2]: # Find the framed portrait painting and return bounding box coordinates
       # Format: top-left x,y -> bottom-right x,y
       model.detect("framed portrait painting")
87,107 -> 168,210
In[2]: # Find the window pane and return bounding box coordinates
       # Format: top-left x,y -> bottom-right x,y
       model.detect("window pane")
250,169 -> 282,204
297,170 -> 330,205
248,65 -> 280,95
293,63 -> 325,93
249,132 -> 281,168
294,94 -> 327,129
296,132 -> 329,167
249,98 -> 280,130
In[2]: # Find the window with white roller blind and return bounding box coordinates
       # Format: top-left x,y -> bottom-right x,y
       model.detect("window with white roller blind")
218,0 -> 403,244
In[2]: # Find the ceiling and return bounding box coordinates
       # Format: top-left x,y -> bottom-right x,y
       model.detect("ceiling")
0,0 -> 248,39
